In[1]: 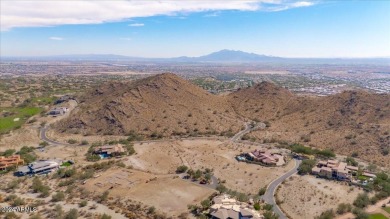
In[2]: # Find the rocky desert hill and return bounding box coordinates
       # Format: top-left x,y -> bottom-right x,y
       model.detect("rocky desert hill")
56,73 -> 243,137
228,84 -> 390,166
56,73 -> 389,165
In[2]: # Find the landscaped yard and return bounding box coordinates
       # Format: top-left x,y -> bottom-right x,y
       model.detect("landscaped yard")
61,161 -> 73,167
384,207 -> 390,214
31,96 -> 56,105
0,107 -> 42,134
358,175 -> 369,181
369,213 -> 389,219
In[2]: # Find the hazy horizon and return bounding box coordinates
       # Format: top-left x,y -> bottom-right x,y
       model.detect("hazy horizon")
1,0 -> 390,58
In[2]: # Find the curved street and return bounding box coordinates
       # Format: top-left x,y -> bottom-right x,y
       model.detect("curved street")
263,159 -> 301,219
40,126 -> 67,146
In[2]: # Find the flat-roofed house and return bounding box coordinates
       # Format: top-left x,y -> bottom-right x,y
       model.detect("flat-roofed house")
319,167 -> 333,179
346,166 -> 359,172
246,149 -> 279,166
337,169 -> 349,179
48,107 -> 68,116
362,172 -> 376,179
0,155 -> 24,170
16,160 -> 61,176
210,195 -> 263,219
312,159 -> 354,180
312,166 -> 321,175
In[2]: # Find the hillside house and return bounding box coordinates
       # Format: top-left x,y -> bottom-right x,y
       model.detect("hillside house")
246,149 -> 279,166
312,159 -> 358,180
48,107 -> 68,116
93,144 -> 125,158
210,194 -> 263,219
55,95 -> 73,104
16,160 -> 61,176
0,155 -> 24,170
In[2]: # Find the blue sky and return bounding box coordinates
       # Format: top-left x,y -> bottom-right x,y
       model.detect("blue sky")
1,0 -> 389,58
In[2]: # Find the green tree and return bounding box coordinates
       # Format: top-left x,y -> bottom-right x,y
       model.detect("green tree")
51,191 -> 65,202
147,206 -> 156,214
346,157 -> 358,166
263,204 -> 273,211
337,203 -> 352,214
353,193 -> 370,208
176,165 -> 188,173
258,186 -> 267,196
99,191 -> 109,203
79,200 -> 88,207
100,214 -> 112,219
194,169 -> 202,180
201,199 -> 211,209
254,202 -> 261,211
298,159 -> 316,175
64,209 -> 78,219
263,210 -> 279,219
352,208 -> 369,219
315,209 -> 335,219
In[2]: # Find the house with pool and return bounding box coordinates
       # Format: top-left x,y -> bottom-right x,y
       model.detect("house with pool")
93,144 -> 125,159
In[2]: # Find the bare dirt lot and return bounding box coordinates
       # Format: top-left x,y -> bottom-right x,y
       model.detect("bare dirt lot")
277,175 -> 363,219
81,168 -> 214,217
126,139 -> 294,194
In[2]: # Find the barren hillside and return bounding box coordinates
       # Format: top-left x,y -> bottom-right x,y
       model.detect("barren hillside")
56,73 -> 389,165
56,73 -> 242,137
228,84 -> 390,166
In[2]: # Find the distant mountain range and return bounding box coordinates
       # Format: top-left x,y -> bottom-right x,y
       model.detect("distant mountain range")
2,50 -> 390,64
170,49 -> 282,62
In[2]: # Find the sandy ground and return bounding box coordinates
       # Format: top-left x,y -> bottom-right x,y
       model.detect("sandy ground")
0,190 -> 126,219
81,168 -> 214,217
277,175 -> 362,219
0,125 -> 41,150
126,139 -> 292,194
34,144 -> 89,163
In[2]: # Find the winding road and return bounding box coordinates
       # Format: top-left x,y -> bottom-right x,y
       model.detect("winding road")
40,126 -> 67,146
263,159 -> 301,219
231,121 -> 266,142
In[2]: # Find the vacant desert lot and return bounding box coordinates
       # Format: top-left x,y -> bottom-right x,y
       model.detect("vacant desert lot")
81,168 -> 214,216
126,139 -> 293,194
277,175 -> 363,219
34,144 -> 89,162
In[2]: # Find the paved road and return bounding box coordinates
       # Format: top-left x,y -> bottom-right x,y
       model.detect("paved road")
263,159 -> 301,219
40,126 -> 67,146
231,122 -> 266,142
231,123 -> 251,142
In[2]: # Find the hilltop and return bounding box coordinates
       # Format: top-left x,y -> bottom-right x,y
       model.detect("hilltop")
55,73 -> 242,137
55,73 -> 390,165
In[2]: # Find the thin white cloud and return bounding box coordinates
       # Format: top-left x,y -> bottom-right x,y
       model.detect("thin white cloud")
204,12 -> 220,17
119,37 -> 131,41
262,1 -> 316,12
0,0 -> 317,31
49,37 -> 63,41
129,23 -> 144,27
